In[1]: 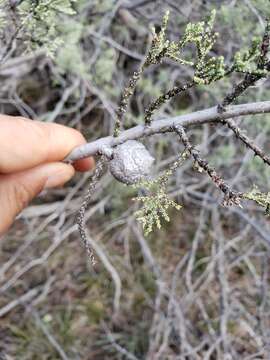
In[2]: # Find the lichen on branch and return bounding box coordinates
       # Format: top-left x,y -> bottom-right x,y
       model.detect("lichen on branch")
243,187 -> 270,216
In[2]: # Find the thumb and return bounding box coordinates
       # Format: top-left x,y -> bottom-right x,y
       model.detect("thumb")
0,162 -> 75,235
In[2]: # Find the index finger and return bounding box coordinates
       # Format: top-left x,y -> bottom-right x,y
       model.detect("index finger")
0,115 -> 94,173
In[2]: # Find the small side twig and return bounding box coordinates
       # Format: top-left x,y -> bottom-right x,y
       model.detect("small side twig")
174,125 -> 242,206
114,68 -> 143,136
218,19 -> 270,111
218,73 -> 262,111
216,20 -> 270,166
144,81 -> 195,125
76,156 -> 107,265
258,18 -> 270,69
220,117 -> 270,166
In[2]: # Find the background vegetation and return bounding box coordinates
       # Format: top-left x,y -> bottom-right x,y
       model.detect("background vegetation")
0,0 -> 270,359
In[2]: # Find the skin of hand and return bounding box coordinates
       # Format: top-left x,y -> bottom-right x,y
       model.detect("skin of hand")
0,115 -> 95,236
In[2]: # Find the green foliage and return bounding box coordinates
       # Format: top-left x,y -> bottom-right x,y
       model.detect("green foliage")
190,10 -> 225,83
18,0 -> 77,56
233,37 -> 267,75
93,46 -> 117,87
55,19 -> 87,75
145,9 -> 225,83
133,154 -> 188,235
141,9 -> 269,128
0,1 -> 6,33
144,8 -> 269,88
244,186 -> 270,215
150,10 -> 226,83
134,183 -> 181,235
130,11 -> 270,234
145,10 -> 174,66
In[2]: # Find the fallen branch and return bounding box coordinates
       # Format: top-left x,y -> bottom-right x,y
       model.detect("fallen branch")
65,100 -> 270,162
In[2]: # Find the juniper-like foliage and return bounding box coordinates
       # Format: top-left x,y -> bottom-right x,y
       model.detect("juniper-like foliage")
243,187 -> 270,216
132,151 -> 189,235
114,9 -> 270,133
3,0 -> 77,57
111,10 -> 270,235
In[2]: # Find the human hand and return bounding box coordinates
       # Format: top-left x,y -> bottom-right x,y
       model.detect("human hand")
0,115 -> 94,235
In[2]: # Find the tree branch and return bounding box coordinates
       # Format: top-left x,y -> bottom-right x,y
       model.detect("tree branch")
174,125 -> 242,206
220,117 -> 270,166
76,157 -> 107,265
65,100 -> 270,162
218,20 -> 270,111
